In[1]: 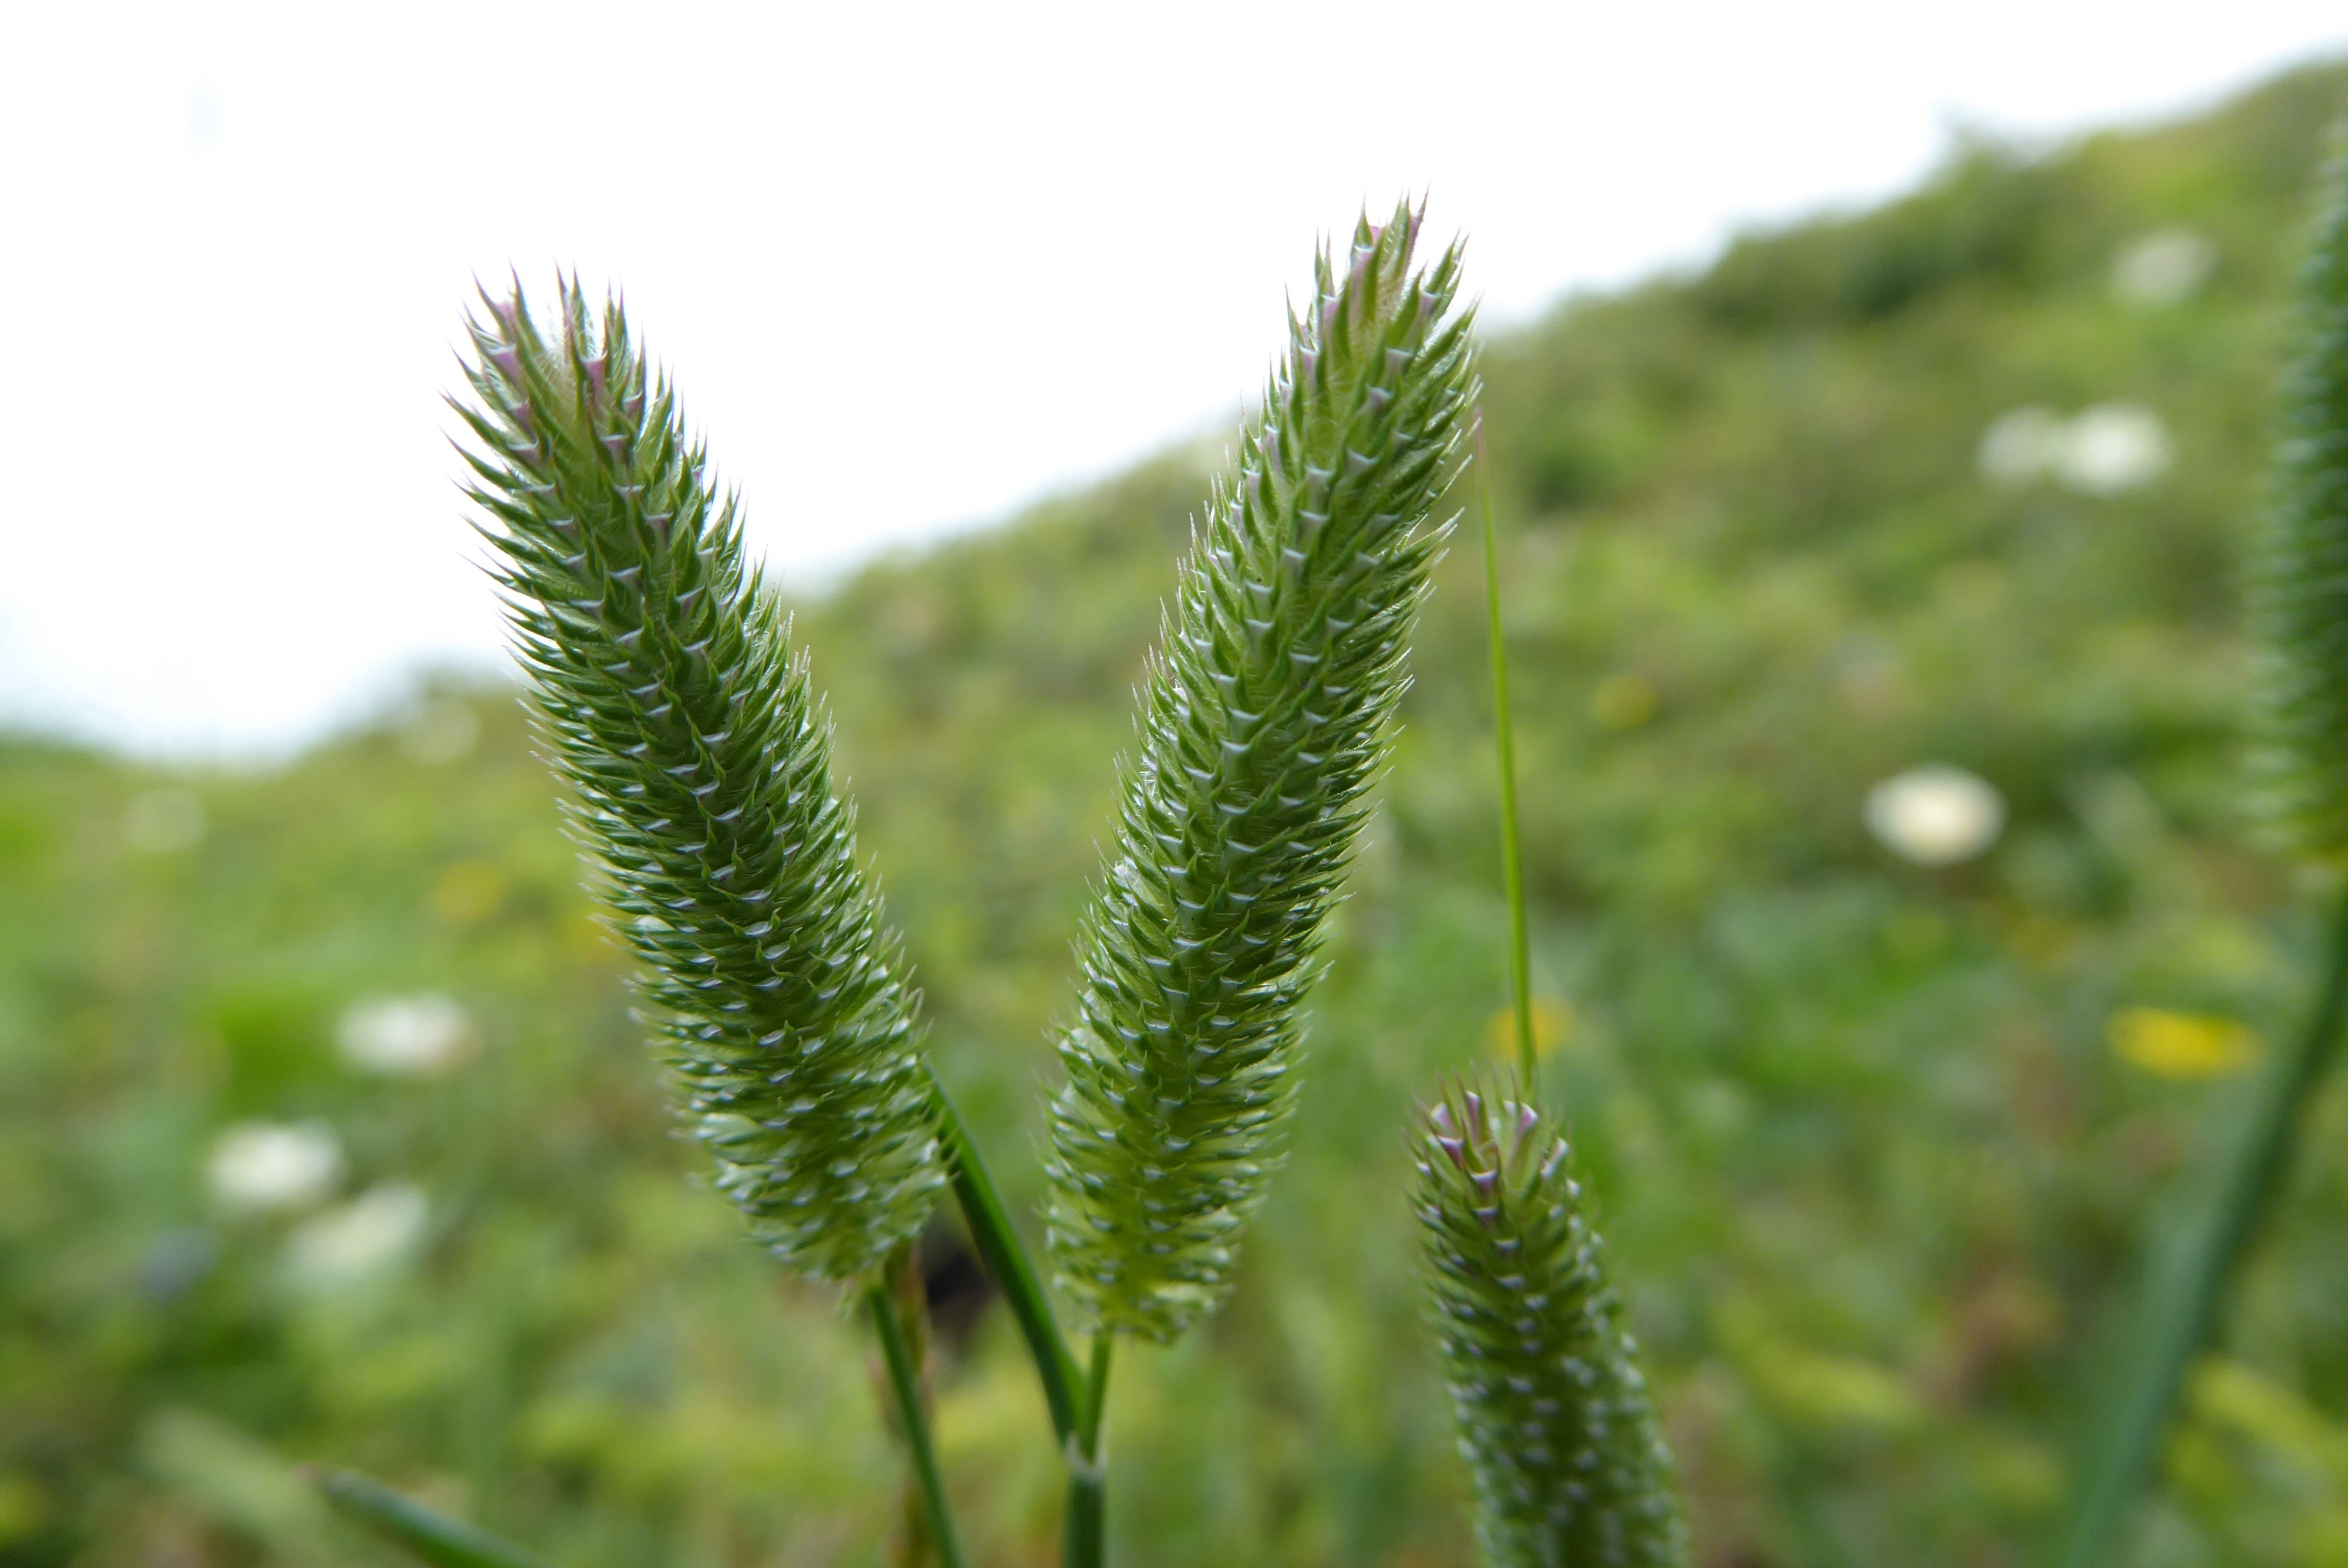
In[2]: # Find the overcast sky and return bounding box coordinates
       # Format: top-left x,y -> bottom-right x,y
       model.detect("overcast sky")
5,2 -> 2346,759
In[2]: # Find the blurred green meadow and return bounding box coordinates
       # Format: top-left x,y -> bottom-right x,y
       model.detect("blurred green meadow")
11,59 -> 2348,1568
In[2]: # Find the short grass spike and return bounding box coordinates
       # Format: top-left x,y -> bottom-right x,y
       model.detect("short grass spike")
1415,1077 -> 1686,1568
455,280 -> 942,1286
2252,137 -> 2348,863
1041,201 -> 1478,1340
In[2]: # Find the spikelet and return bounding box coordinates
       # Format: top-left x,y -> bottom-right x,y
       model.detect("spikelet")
1414,1078 -> 1685,1568
2251,138 -> 2348,863
1041,203 -> 1477,1340
454,281 -> 942,1285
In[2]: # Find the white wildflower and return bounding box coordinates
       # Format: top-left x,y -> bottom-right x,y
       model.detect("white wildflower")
285,1182 -> 428,1289
338,993 -> 473,1075
2057,404 -> 2171,495
2111,228 -> 2215,307
1864,765 -> 2006,867
400,701 -> 480,765
1977,407 -> 2066,485
207,1121 -> 342,1214
123,789 -> 206,854
1979,404 -> 2173,495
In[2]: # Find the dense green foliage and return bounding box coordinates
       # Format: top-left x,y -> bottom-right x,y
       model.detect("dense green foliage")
2252,138 -> 2348,862
459,282 -> 943,1286
1415,1080 -> 1682,1567
9,59 -> 2348,1568
1044,208 -> 1474,1341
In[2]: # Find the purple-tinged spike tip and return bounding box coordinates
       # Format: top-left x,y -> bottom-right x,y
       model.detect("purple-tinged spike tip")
1429,1102 -> 1454,1135
1517,1105 -> 1539,1137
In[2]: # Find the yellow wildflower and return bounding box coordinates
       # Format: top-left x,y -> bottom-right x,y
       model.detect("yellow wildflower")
2108,1007 -> 2261,1079
1485,999 -> 1573,1062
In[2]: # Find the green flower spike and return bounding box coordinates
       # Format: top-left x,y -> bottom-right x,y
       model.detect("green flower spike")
455,280 -> 943,1285
1415,1078 -> 1685,1568
2252,139 -> 2348,863
1042,202 -> 1477,1341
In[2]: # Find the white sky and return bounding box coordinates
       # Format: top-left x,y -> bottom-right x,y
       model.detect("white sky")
4,2 -> 2344,759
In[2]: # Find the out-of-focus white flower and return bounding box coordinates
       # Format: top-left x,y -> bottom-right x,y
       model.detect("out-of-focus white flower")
1977,407 -> 2066,485
207,1122 -> 343,1214
123,789 -> 207,854
1864,765 -> 2006,867
400,701 -> 480,765
1979,404 -> 2173,496
338,993 -> 473,1076
2111,228 -> 2215,307
2056,404 -> 2171,495
285,1182 -> 428,1289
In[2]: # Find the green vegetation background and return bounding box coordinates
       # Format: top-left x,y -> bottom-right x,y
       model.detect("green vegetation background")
9,62 -> 2348,1568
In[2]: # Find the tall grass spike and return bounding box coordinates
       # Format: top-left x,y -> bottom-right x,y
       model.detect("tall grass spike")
2252,139 -> 2348,863
455,281 -> 943,1285
1043,202 -> 1477,1340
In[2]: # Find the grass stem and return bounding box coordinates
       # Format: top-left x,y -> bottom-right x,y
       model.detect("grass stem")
1063,1335 -> 1115,1568
928,1063 -> 1084,1444
868,1280 -> 967,1568
1475,417 -> 1537,1087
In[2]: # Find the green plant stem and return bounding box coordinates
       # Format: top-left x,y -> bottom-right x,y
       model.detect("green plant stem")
1062,1335 -> 1114,1568
309,1468 -> 555,1568
926,1064 -> 1083,1443
2056,877 -> 2348,1568
1475,417 -> 1536,1087
868,1282 -> 967,1568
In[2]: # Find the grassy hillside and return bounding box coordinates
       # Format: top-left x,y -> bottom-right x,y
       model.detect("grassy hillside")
8,60 -> 2348,1568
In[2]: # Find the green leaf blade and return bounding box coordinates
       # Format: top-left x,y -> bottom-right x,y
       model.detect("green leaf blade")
311,1468 -> 556,1568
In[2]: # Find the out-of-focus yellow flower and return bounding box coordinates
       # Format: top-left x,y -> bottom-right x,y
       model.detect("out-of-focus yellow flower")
2190,1357 -> 2348,1483
1749,1343 -> 1922,1434
1485,999 -> 1573,1062
2108,1006 -> 2261,1079
1591,673 -> 1657,729
0,1472 -> 52,1545
562,907 -> 622,961
430,858 -> 507,926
